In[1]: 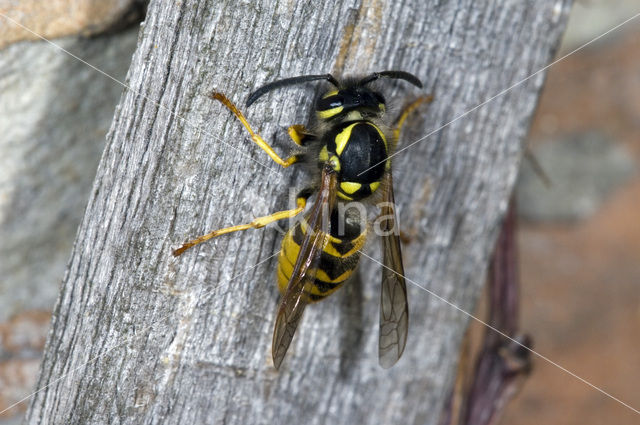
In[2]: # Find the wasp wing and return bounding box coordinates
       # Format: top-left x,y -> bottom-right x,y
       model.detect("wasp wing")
378,171 -> 409,368
272,165 -> 337,369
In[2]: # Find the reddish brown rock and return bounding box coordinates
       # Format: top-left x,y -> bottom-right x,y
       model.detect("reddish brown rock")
0,0 -> 141,49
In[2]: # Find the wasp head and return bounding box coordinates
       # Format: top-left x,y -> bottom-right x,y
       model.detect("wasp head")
315,87 -> 386,121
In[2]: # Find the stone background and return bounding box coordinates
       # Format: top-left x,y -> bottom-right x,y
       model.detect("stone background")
504,2 -> 640,423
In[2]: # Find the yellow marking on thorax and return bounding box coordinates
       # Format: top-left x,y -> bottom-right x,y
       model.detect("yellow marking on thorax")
340,181 -> 361,194
319,145 -> 329,162
369,181 -> 380,193
335,122 -> 359,155
329,155 -> 341,172
367,122 -> 388,150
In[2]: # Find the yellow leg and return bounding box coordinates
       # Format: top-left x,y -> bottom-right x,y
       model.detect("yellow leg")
211,92 -> 300,168
287,125 -> 314,146
393,95 -> 434,149
173,191 -> 311,256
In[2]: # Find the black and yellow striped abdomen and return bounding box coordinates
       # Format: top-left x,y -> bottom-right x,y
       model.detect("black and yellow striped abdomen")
277,217 -> 367,302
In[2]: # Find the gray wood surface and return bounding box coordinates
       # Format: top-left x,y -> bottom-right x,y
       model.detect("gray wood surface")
25,1 -> 571,424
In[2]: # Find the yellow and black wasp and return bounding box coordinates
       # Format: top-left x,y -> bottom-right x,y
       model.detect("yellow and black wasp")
173,71 -> 431,369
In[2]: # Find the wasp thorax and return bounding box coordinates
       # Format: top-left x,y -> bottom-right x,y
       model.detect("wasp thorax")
318,119 -> 389,201
328,154 -> 341,172
316,87 -> 386,121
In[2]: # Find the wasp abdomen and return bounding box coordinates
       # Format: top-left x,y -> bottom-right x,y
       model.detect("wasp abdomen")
277,217 -> 367,302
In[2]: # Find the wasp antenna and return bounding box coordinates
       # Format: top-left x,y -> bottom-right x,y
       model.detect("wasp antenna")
246,74 -> 339,107
359,70 -> 423,88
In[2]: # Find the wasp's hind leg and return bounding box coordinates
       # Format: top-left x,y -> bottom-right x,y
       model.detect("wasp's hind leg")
173,189 -> 313,256
211,92 -> 302,168
392,95 -> 434,149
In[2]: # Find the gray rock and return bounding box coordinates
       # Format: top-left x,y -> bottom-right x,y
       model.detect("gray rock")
517,132 -> 636,222
559,0 -> 640,51
0,28 -> 138,322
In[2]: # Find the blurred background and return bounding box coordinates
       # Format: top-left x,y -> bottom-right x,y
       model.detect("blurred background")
503,1 -> 640,424
0,1 -> 638,424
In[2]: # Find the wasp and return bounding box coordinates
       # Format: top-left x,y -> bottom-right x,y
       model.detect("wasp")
173,71 -> 431,369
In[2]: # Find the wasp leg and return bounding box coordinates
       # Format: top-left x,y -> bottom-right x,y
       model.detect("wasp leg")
173,189 -> 312,256
287,124 -> 315,146
392,95 -> 434,149
211,92 -> 301,168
